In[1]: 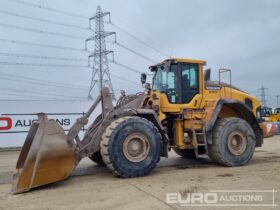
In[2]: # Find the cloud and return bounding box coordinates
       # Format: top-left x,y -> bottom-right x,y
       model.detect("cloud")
0,0 -> 279,105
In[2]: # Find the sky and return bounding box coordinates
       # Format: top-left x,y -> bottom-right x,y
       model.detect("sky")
0,0 -> 279,106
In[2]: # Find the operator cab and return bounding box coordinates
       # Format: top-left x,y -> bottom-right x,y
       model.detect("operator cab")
261,107 -> 273,117
148,58 -> 206,104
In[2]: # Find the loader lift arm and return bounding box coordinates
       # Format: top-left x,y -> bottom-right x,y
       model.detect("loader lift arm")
67,87 -> 114,155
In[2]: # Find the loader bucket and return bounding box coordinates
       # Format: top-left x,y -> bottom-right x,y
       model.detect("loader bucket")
12,113 -> 77,194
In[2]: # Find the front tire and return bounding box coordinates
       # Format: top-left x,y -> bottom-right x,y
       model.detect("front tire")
208,117 -> 256,166
100,116 -> 162,177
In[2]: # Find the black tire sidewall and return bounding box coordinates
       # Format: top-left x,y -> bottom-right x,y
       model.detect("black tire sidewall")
108,118 -> 161,177
89,151 -> 105,166
218,118 -> 256,166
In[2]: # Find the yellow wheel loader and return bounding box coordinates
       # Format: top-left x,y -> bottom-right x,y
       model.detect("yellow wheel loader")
261,107 -> 280,122
12,58 -> 263,194
272,108 -> 280,122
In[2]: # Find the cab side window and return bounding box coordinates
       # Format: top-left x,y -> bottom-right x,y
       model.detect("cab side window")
181,64 -> 199,103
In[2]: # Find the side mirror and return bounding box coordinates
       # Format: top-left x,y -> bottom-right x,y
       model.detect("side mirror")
141,73 -> 147,84
204,68 -> 211,81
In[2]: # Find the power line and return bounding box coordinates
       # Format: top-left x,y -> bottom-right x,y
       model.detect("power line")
113,41 -> 157,63
73,0 -> 168,57
0,60 -> 144,82
0,61 -> 88,68
0,92 -> 62,100
0,87 -> 86,100
1,91 -> 85,100
0,3 -> 147,100
0,76 -> 86,91
0,72 -> 88,89
0,23 -> 85,40
110,22 -> 168,57
6,0 -> 88,19
111,72 -> 142,87
112,60 -> 143,74
0,38 -> 86,51
0,52 -> 87,62
0,62 -> 141,88
0,11 -> 157,65
2,3 -> 157,62
0,70 -> 142,91
0,10 -> 90,30
73,1 -> 168,58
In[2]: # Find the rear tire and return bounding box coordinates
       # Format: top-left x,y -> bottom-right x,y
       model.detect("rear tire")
208,117 -> 256,166
89,151 -> 105,166
100,116 -> 162,177
173,148 -> 196,159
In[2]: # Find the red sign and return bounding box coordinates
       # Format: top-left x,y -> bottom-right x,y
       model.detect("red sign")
0,117 -> 12,131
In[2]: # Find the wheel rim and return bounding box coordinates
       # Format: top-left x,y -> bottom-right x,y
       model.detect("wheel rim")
227,131 -> 247,155
123,133 -> 150,162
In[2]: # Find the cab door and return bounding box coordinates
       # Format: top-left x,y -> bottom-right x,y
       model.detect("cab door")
180,63 -> 200,104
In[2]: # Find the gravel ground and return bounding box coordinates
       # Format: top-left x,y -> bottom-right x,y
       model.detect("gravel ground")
0,136 -> 279,210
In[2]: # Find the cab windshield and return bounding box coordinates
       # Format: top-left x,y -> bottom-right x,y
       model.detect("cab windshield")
152,63 -> 199,104
153,64 -> 176,90
262,107 -> 273,116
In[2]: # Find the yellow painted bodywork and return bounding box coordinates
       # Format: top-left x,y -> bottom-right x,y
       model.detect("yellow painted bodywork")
171,58 -> 207,65
267,114 -> 280,122
174,120 -> 184,148
149,58 -> 261,149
